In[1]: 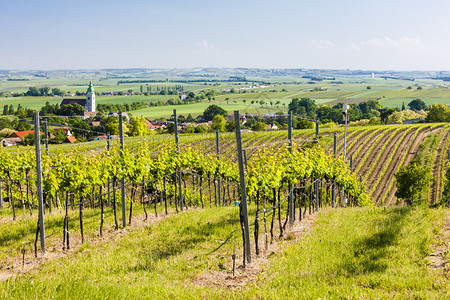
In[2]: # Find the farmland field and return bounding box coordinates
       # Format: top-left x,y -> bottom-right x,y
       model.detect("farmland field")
2,74 -> 450,118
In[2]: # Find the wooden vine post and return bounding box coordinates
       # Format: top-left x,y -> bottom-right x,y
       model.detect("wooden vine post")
332,132 -> 337,207
107,132 -> 111,207
119,112 -> 126,227
234,110 -> 251,264
288,111 -> 294,227
44,117 -> 49,155
315,118 -> 320,211
0,181 -> 3,209
34,112 -> 46,253
174,109 -> 184,211
216,129 -> 222,206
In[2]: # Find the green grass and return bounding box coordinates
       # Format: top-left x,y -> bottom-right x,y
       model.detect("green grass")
131,101 -> 284,118
244,206 -> 448,299
381,97 -> 450,108
0,206 -> 448,299
0,97 -> 62,110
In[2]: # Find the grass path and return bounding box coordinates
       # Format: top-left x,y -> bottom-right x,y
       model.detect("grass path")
1,206 -> 448,299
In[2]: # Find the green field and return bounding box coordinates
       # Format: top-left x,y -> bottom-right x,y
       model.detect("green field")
0,96 -> 62,110
2,75 -> 450,118
381,97 -> 450,108
132,101 -> 284,118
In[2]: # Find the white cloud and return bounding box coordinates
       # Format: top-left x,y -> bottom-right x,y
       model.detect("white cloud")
310,39 -> 337,50
363,36 -> 424,49
348,42 -> 361,52
198,40 -> 218,53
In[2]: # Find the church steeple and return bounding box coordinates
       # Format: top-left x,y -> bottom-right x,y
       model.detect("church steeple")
85,81 -> 96,112
87,81 -> 94,94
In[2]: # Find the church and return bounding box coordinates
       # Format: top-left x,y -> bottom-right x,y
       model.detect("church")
60,81 -> 96,115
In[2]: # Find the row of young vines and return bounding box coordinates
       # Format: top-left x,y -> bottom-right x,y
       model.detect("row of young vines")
0,138 -> 369,263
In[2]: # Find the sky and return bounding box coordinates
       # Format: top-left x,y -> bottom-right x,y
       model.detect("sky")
1,0 -> 450,71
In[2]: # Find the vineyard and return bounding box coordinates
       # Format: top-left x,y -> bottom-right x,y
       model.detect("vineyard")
1,117 -> 450,297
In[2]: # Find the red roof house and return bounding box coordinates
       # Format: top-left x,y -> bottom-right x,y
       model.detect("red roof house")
63,136 -> 77,144
9,131 -> 42,140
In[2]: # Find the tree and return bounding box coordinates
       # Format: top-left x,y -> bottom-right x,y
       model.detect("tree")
39,87 -> 50,96
8,104 -> 14,115
22,133 -> 37,146
16,120 -> 32,131
16,108 -> 27,119
3,105 -> 8,115
225,121 -> 235,132
380,108 -> 396,124
251,121 -> 266,131
71,118 -> 93,140
408,99 -> 427,111
211,115 -> 226,132
184,126 -> 195,134
51,129 -> 66,144
316,106 -> 342,124
194,125 -> 206,133
52,88 -> 64,96
128,116 -> 149,137
425,104 -> 450,122
59,103 -> 84,116
394,163 -> 431,205
26,87 -> 40,96
202,104 -> 227,121
100,116 -> 119,135
288,97 -> 317,118
366,86 -> 372,90
295,120 -> 314,129
186,113 -> 195,122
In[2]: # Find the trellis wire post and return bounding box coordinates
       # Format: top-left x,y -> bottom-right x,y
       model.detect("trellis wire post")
234,110 -> 251,263
315,118 -> 319,140
107,132 -> 111,207
333,132 -> 337,157
119,112 -> 126,227
46,117 -> 52,213
342,105 -> 349,206
34,112 -> 46,253
0,181 -> 3,209
44,117 -> 49,155
216,129 -> 222,206
288,111 -> 294,226
342,105 -> 349,161
243,149 -> 248,170
174,109 -> 183,210
332,132 -> 337,207
315,118 -> 320,210
349,154 -> 353,172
